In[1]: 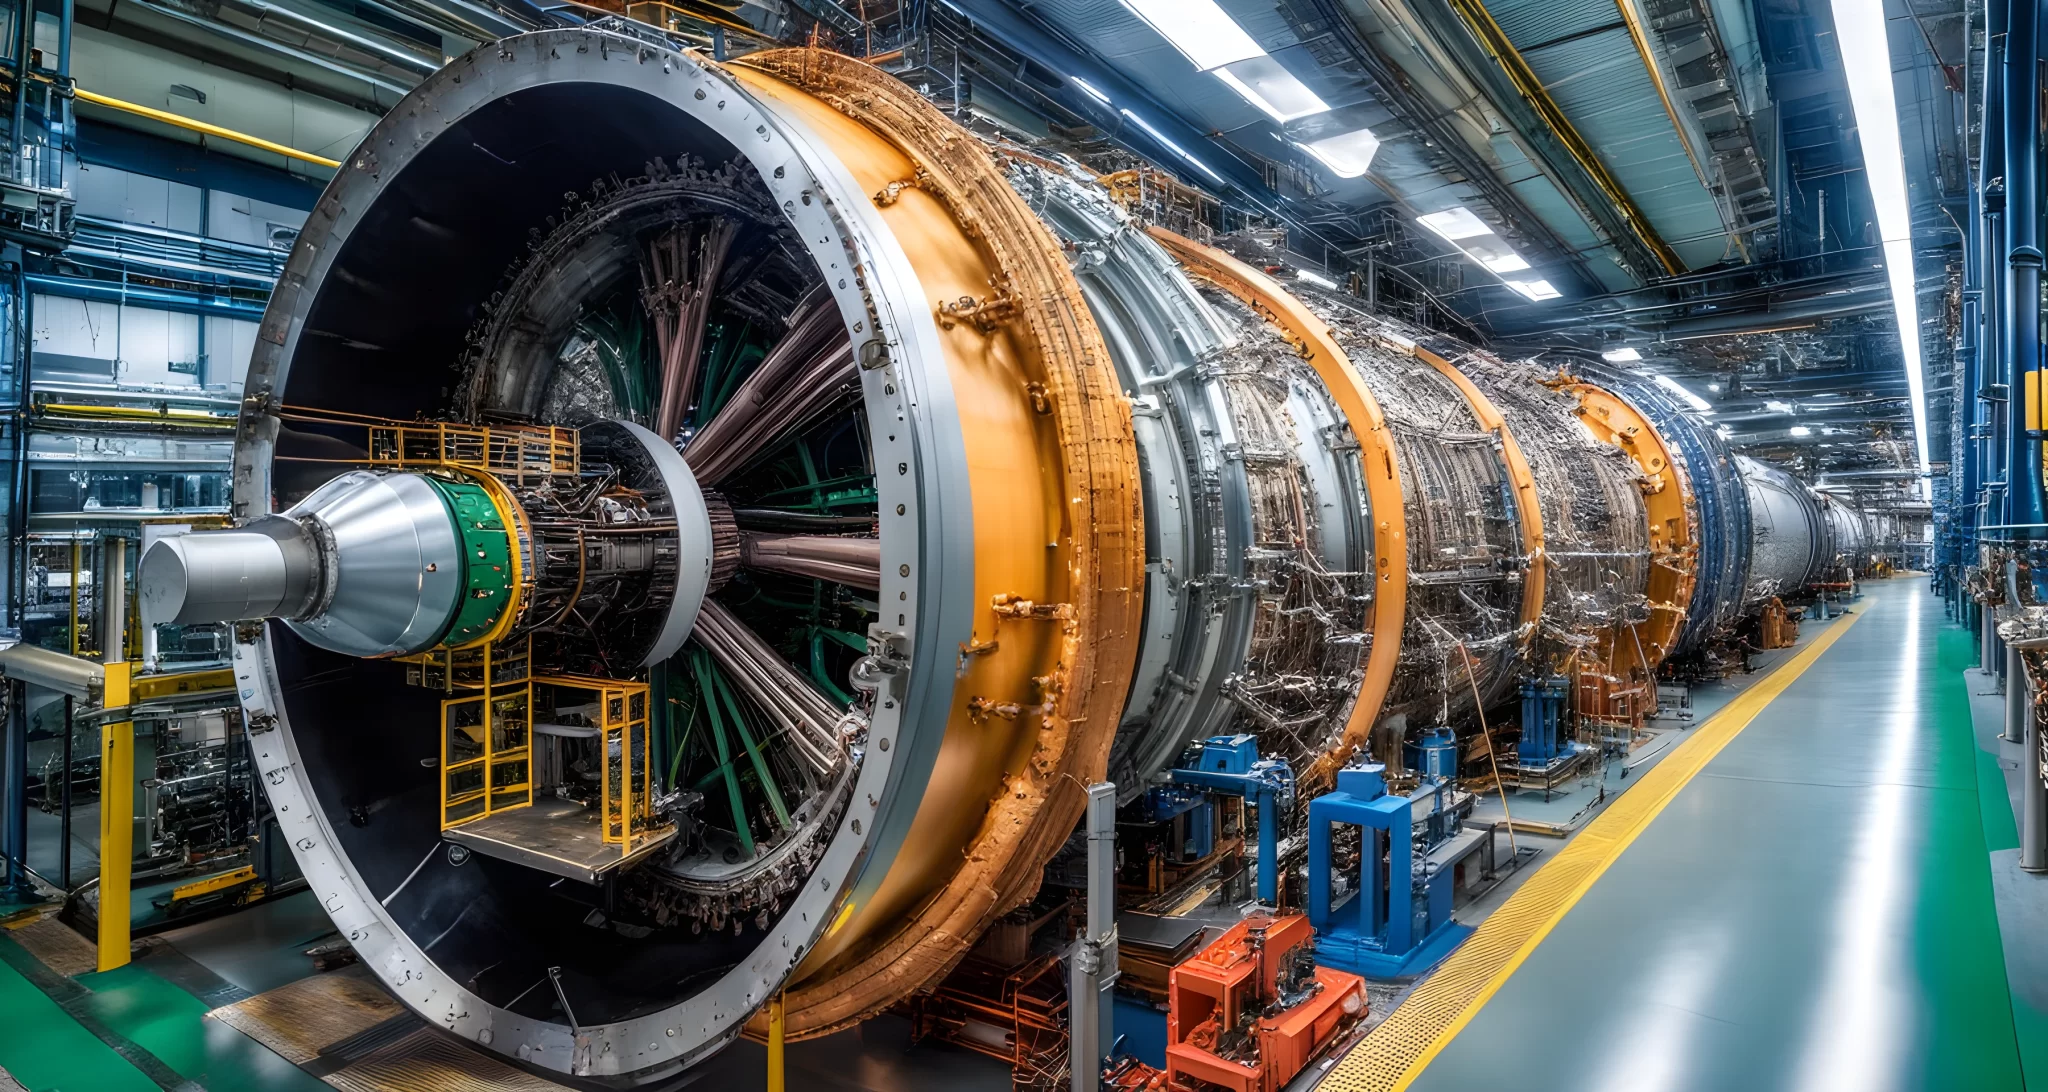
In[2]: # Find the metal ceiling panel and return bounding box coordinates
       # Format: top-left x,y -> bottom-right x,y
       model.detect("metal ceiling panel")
1513,25 -> 1733,271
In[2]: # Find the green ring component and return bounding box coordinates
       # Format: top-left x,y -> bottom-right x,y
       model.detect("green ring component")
425,475 -> 515,647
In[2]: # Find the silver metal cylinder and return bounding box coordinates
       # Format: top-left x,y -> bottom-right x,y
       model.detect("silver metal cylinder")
139,525 -> 300,627
2007,643 -> 2027,744
103,537 -> 127,665
1985,600 -> 2002,679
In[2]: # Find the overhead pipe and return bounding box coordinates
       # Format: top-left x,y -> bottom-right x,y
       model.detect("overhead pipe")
122,0 -> 431,94
74,89 -> 343,168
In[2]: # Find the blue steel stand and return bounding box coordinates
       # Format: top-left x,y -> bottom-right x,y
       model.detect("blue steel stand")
1307,764 -> 1472,979
1169,734 -> 1294,906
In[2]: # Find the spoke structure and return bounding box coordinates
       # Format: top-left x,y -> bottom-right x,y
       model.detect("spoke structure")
644,219 -> 740,444
689,599 -> 846,780
738,532 -> 881,591
683,285 -> 857,484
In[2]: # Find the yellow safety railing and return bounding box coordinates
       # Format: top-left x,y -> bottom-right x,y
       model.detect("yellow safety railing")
535,676 -> 654,848
429,639 -> 535,828
279,407 -> 579,486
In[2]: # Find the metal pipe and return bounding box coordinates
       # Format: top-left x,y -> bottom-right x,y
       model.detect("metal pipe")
1987,592 -> 2005,677
2003,0 -> 2045,528
2009,640 -> 2028,744
11,0 -> 31,188
104,536 -> 126,664
59,694 -> 70,889
1069,781 -> 1115,1092
1983,0 -> 2010,571
739,533 -> 879,591
73,88 -> 343,168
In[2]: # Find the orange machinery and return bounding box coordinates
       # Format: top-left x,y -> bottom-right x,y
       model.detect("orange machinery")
1159,913 -> 1366,1092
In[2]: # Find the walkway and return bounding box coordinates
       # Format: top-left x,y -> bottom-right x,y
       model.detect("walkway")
1330,576 -> 2037,1092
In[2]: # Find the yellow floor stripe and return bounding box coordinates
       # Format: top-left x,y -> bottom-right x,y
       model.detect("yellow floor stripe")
1323,611 -> 1866,1092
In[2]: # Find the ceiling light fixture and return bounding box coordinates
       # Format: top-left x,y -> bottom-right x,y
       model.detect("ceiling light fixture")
1765,400 -> 1794,414
1213,58 -> 1329,122
1297,128 -> 1381,178
1419,206 -> 1555,301
1417,207 -> 1493,241
1117,0 -> 1261,70
1828,0 -> 1930,495
1602,347 -> 1643,363
1118,0 -> 1329,125
1296,269 -> 1338,289
1119,109 -> 1225,184
1071,76 -> 1113,105
1653,373 -> 1713,413
1790,425 -> 1814,437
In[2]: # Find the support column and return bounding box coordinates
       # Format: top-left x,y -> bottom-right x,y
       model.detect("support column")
96,537 -> 130,972
1069,781 -> 1116,1092
2,679 -> 30,902
2009,643 -> 2029,744
2003,0 -> 2045,529
2024,661 -> 2047,872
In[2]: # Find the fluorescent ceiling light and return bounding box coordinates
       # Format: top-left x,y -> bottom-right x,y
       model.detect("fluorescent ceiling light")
1417,207 -> 1493,241
1707,383 -> 1721,392
1296,269 -> 1337,289
1213,56 -> 1329,122
1716,425 -> 1734,440
1118,0 -> 1262,71
1765,399 -> 1794,414
1828,0 -> 1929,495
1602,347 -> 1643,363
1653,373 -> 1713,413
1418,206 -> 1553,300
1297,128 -> 1380,177
1120,109 -> 1225,184
1790,425 -> 1814,437
1072,76 -> 1113,105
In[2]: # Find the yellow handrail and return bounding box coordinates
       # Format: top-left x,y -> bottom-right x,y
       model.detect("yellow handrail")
74,88 -> 344,169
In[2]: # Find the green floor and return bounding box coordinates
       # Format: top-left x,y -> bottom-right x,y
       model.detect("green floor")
0,894 -> 334,1092
1411,577 -> 2038,1092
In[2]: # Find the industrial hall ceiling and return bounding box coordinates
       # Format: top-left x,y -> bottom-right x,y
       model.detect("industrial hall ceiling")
66,0 -> 1958,492
922,0 -> 1962,491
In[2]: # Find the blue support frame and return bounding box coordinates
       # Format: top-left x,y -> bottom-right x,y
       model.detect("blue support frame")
1168,734 -> 1292,905
1307,764 -> 1471,979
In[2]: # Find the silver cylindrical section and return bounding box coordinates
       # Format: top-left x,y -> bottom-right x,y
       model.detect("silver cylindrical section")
2009,638 -> 2029,745
1987,603 -> 2004,681
2025,671 -> 2047,872
103,537 -> 127,664
283,471 -> 466,658
1738,455 -> 1825,602
139,525 -> 302,627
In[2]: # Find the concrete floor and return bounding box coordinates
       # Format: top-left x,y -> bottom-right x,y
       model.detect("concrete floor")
1400,577 -> 2038,1092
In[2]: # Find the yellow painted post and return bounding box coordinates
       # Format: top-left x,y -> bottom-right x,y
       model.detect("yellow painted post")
97,660 -> 132,972
766,993 -> 785,1092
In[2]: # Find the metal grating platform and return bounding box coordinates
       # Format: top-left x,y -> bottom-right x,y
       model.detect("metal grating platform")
320,1028 -> 571,1092
208,964 -> 407,1064
5,912 -> 96,977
